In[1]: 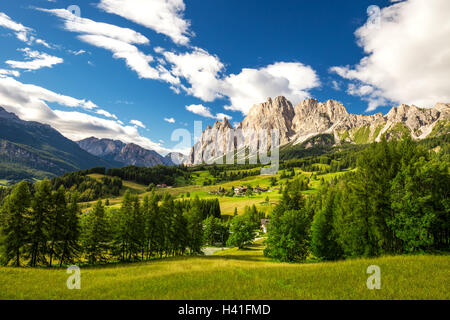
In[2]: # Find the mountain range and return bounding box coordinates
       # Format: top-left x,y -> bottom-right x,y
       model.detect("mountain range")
188,97 -> 450,164
76,137 -> 186,167
1,96 -> 449,182
0,107 -> 185,182
0,106 -> 110,181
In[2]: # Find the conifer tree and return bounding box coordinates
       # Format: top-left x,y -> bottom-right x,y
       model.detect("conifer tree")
185,197 -> 204,254
82,200 -> 110,264
47,186 -> 67,266
28,179 -> 52,267
59,192 -> 81,266
130,194 -> 145,260
311,187 -> 342,260
0,181 -> 31,266
113,190 -> 133,261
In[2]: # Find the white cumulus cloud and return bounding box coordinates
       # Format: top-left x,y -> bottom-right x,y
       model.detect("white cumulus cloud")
163,47 -> 224,100
162,48 -> 320,115
221,62 -> 320,114
331,0 -> 450,111
38,8 -> 149,44
96,109 -> 118,119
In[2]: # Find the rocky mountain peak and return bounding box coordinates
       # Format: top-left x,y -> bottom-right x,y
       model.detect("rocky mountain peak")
294,99 -> 349,119
213,117 -> 233,130
291,99 -> 351,142
186,97 -> 450,165
239,96 -> 295,145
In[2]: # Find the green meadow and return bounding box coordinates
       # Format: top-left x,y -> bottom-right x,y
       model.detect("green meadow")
81,167 -> 347,217
0,239 -> 448,300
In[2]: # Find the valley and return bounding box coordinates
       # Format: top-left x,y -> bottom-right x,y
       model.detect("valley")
0,100 -> 449,301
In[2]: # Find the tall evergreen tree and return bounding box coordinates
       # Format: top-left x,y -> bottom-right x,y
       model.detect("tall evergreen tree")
28,179 -> 52,267
47,186 -> 67,266
82,200 -> 110,264
130,194 -> 145,260
311,187 -> 342,260
59,192 -> 81,266
185,197 -> 204,254
0,181 -> 31,266
112,190 -> 133,261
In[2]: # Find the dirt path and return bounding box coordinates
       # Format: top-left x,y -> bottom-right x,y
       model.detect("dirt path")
202,247 -> 232,256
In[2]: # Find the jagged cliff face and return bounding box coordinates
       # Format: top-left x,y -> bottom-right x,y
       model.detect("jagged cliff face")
238,96 -> 295,146
189,118 -> 234,165
78,137 -> 172,167
291,99 -> 386,144
187,97 -> 450,164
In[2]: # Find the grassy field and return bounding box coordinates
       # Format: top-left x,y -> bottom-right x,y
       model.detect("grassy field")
80,168 -> 355,216
0,240 -> 448,300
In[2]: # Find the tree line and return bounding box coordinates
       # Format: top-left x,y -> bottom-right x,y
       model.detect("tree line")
0,182 -> 236,267
265,136 -> 449,262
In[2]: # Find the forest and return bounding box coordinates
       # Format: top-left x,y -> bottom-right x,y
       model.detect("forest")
0,135 -> 448,266
265,136 -> 449,261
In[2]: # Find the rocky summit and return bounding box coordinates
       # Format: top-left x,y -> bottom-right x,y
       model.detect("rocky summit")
188,97 -> 450,164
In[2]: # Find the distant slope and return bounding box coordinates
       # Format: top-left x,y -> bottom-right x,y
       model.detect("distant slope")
0,107 -> 111,181
165,152 -> 188,165
77,137 -> 176,167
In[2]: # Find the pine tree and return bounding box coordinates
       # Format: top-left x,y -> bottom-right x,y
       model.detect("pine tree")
130,194 -> 144,260
113,190 -> 133,261
28,179 -> 52,267
47,186 -> 67,266
311,187 -> 342,260
159,193 -> 175,256
0,181 -> 31,266
173,206 -> 188,255
82,200 -> 110,264
203,215 -> 218,246
185,197 -> 204,254
59,192 -> 81,266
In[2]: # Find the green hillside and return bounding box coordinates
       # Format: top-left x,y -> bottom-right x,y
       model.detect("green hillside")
0,107 -> 113,183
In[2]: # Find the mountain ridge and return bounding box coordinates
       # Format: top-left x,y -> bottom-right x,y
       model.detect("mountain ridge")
188,97 -> 450,164
0,106 -> 112,181
77,137 -> 184,167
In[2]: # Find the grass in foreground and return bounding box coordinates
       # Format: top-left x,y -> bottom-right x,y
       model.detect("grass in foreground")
0,241 -> 448,300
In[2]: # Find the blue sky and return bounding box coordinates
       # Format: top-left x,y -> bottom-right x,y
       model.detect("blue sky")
0,0 -> 449,154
